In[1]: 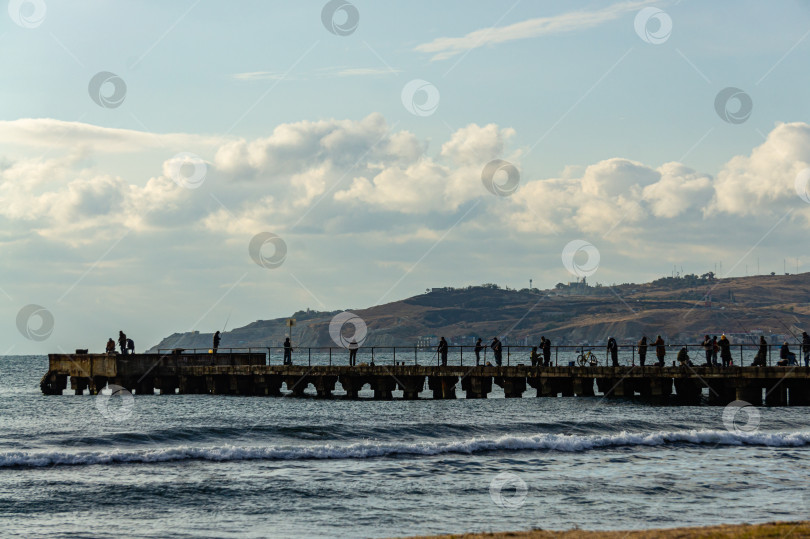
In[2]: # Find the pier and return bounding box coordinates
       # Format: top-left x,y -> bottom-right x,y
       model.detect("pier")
40,350 -> 810,405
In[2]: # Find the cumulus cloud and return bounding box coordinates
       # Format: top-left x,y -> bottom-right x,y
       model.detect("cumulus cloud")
214,113 -> 422,179
709,122 -> 810,216
4,116 -> 810,251
643,162 -> 713,218
506,158 -> 713,238
0,153 -> 191,244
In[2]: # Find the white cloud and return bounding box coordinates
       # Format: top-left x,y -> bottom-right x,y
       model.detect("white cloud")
415,1 -> 654,61
4,116 -> 810,253
709,122 -> 810,216
0,118 -> 225,153
643,162 -> 713,218
0,153 -> 191,245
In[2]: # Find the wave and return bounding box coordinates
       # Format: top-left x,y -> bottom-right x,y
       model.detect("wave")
3,429 -> 809,468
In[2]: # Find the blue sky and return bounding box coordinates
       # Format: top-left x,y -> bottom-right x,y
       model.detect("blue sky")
2,0 -> 810,353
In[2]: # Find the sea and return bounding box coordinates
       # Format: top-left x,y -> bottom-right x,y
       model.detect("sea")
2,354 -> 809,538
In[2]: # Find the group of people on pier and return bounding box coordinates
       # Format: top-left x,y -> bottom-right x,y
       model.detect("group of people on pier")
125,327 -> 810,369
105,331 -> 134,355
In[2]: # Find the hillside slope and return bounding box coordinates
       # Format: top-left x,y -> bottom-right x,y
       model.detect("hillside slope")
149,273 -> 810,351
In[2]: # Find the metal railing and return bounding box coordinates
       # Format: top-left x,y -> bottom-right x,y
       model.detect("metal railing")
152,343 -> 810,369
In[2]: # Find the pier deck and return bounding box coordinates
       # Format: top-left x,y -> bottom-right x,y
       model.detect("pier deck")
40,352 -> 810,405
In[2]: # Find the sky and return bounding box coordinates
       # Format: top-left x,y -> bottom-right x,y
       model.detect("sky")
2,0 -> 810,353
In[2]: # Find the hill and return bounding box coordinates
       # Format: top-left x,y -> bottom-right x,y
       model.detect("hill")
148,272 -> 810,351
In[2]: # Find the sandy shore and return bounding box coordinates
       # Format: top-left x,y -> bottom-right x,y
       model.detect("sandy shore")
406,520 -> 810,538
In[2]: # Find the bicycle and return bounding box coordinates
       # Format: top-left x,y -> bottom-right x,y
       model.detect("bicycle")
576,348 -> 599,367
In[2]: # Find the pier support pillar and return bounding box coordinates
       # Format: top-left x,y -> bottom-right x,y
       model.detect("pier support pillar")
311,376 -> 337,398
428,376 -> 457,399
155,376 -> 178,395
70,376 -> 89,395
788,381 -> 810,406
338,375 -> 365,399
372,377 -> 397,400
707,380 -> 735,406
283,375 -> 309,397
572,377 -> 595,397
136,379 -> 155,395
206,375 -> 229,395
179,375 -> 207,394
40,372 -> 68,395
494,377 -> 526,398
461,376 -> 492,399
89,376 -> 107,395
230,375 -> 252,395
602,378 -> 633,398
528,378 -> 557,397
734,383 -> 762,406
265,375 -> 284,396
765,382 -> 787,406
673,378 -> 702,405
397,376 -> 426,400
559,378 -> 575,396
648,377 -> 673,401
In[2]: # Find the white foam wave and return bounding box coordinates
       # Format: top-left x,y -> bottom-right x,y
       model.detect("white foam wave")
3,429 -> 809,468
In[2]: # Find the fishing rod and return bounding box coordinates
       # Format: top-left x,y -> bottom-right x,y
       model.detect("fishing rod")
222,309 -> 232,333
775,316 -> 801,344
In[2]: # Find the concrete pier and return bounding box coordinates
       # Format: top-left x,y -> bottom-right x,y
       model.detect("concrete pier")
41,353 -> 810,405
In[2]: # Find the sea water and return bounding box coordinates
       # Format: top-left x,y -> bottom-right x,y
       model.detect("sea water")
1,355 -> 809,538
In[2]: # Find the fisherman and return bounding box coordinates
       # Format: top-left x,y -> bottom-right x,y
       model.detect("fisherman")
677,346 -> 693,367
701,335 -> 712,366
348,339 -> 358,366
542,336 -> 551,366
491,337 -> 503,367
711,336 -> 719,366
607,336 -> 619,367
779,342 -> 797,366
126,338 -> 135,355
751,336 -> 768,367
438,337 -> 449,366
118,331 -> 127,355
637,336 -> 648,367
530,346 -> 540,367
474,338 -> 484,366
803,331 -> 810,367
283,337 -> 293,365
213,330 -> 221,354
106,338 -> 116,354
654,335 -> 666,366
719,335 -> 732,367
